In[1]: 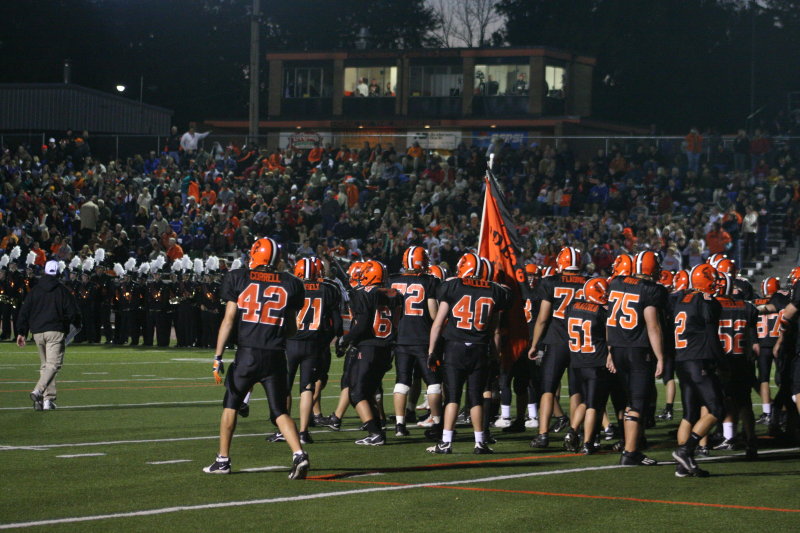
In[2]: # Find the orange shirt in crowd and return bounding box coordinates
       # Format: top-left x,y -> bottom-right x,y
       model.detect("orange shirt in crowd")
188,181 -> 200,203
308,147 -> 323,164
166,243 -> 184,262
706,229 -> 731,255
407,145 -> 423,159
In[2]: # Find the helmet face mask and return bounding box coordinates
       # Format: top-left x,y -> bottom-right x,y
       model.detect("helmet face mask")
715,272 -> 732,296
347,261 -> 364,287
658,270 -> 674,289
612,254 -> 632,277
673,270 -> 689,291
249,237 -> 280,270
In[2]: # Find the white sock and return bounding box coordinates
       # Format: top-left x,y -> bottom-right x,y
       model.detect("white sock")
500,405 -> 511,419
396,415 -> 405,425
442,429 -> 454,443
293,451 -> 304,458
722,422 -> 734,440
474,431 -> 484,443
243,391 -> 252,405
792,395 -> 797,403
432,415 -> 441,424
763,403 -> 771,414
528,403 -> 538,418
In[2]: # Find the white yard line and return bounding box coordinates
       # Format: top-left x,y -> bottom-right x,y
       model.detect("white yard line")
0,377 -> 213,385
0,448 -> 797,529
81,372 -> 109,375
0,427 -> 359,451
146,460 -> 193,465
56,453 -> 106,458
239,466 -> 287,472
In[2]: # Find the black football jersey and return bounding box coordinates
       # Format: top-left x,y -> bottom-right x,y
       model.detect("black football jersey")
606,276 -> 664,348
390,273 -> 440,346
220,268 -> 305,350
540,272 -> 588,345
672,290 -> 723,361
565,300 -> 608,367
293,281 -> 340,342
437,277 -> 511,345
342,286 -> 404,347
754,292 -> 789,348
521,282 -> 542,340
716,295 -> 758,357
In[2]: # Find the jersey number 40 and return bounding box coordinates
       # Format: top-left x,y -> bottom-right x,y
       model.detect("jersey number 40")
452,295 -> 494,331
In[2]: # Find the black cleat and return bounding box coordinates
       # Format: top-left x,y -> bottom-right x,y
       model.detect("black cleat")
288,452 -> 309,480
581,442 -> 598,455
300,431 -> 314,444
695,445 -> 710,457
713,438 -> 735,451
563,428 -> 580,452
530,433 -> 549,448
657,407 -> 674,421
355,433 -> 385,446
320,414 -> 341,431
604,424 -> 617,440
552,416 -> 570,433
424,424 -> 444,442
202,455 -> 231,474
238,403 -> 250,418
311,413 -> 325,427
620,450 -> 658,466
755,412 -> 771,425
672,445 -> 698,471
502,418 -> 527,433
484,430 -> 497,444
266,432 -> 286,443
395,423 -> 410,437
473,441 -> 494,454
426,440 -> 452,454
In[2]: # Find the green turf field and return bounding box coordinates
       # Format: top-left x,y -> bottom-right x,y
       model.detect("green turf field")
0,344 -> 798,532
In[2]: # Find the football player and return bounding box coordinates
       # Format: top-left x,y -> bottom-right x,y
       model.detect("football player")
338,260 -> 403,445
752,276 -> 787,424
318,260 -> 364,431
566,277 -> 612,454
717,258 -> 754,301
203,238 -> 309,479
268,258 -> 341,445
426,253 -> 510,454
605,251 -> 664,466
528,247 -> 587,448
713,272 -> 759,456
768,267 -> 800,421
390,246 -> 442,437
519,263 -> 542,429
658,269 -> 690,421
309,256 -> 343,426
671,263 -> 725,478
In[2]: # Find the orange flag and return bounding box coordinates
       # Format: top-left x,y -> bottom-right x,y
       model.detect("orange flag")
478,172 -> 529,368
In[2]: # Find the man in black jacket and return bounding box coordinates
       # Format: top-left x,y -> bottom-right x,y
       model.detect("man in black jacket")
16,261 -> 82,411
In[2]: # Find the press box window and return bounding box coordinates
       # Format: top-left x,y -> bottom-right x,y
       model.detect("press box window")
409,65 -> 463,97
545,65 -> 566,99
344,67 -> 397,97
473,64 -> 530,96
284,67 -> 330,98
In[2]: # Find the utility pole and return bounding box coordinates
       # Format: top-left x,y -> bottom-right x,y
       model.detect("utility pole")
248,0 -> 261,144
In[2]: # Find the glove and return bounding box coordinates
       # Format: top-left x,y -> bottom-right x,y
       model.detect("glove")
427,352 -> 441,372
213,355 -> 224,384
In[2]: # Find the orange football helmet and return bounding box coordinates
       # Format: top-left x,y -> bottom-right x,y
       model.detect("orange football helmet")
524,263 -> 540,276
658,270 -> 674,288
583,277 -> 609,305
690,263 -> 717,294
359,260 -> 386,287
715,272 -> 733,296
611,254 -> 633,278
707,253 -> 727,268
787,266 -> 800,286
293,257 -> 317,280
456,252 -> 482,279
402,246 -> 430,272
673,270 -> 690,291
634,251 -> 660,278
716,258 -> 737,277
761,277 -> 780,298
311,257 -> 325,278
249,237 -> 280,269
347,261 -> 364,288
556,246 -> 581,272
479,257 -> 494,282
541,266 -> 556,278
429,265 -> 447,280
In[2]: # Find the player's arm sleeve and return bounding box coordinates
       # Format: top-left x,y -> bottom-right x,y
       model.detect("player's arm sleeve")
328,287 -> 343,335
342,293 -> 370,345
219,271 -> 239,303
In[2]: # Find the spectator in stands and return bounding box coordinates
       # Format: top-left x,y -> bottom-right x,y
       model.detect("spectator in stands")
180,125 -> 212,166
706,222 -> 731,255
685,127 -> 703,174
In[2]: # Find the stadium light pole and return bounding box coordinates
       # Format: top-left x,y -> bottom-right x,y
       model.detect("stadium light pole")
248,0 -> 261,145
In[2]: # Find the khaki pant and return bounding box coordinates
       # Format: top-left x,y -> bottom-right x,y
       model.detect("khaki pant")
33,331 -> 65,401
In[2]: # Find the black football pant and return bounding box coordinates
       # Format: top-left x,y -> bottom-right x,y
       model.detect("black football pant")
223,346 -> 288,423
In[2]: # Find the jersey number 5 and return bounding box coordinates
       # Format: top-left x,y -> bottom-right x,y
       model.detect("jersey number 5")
238,283 -> 288,325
